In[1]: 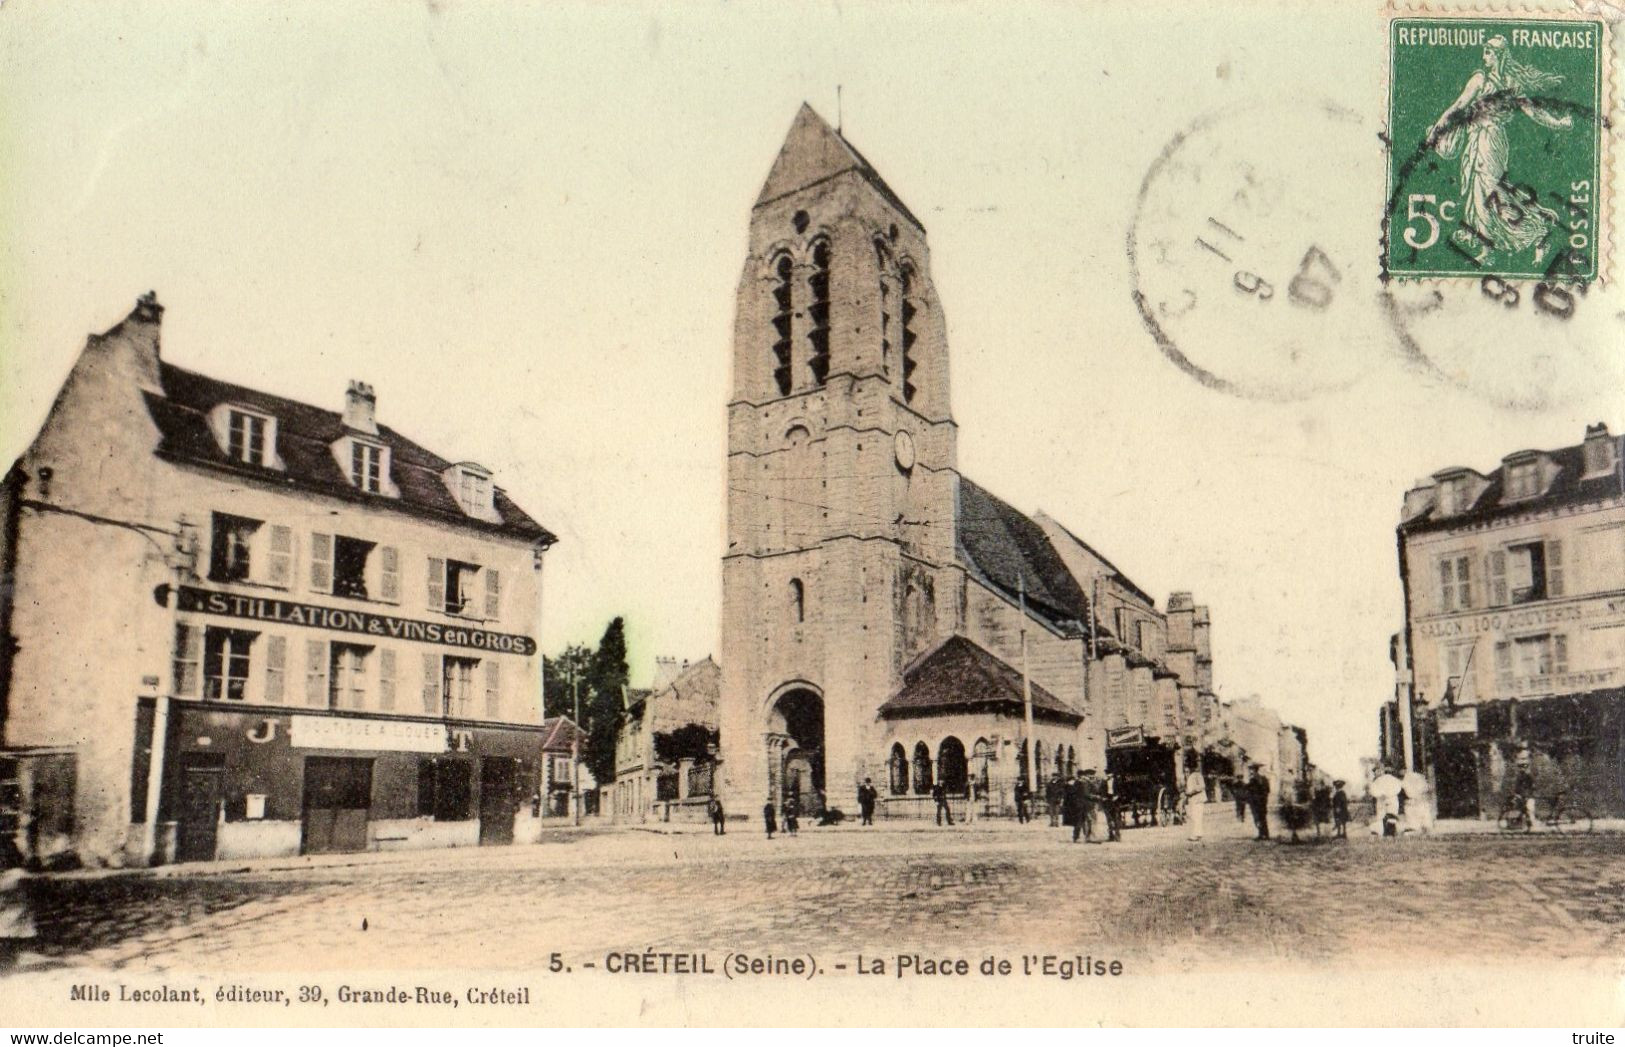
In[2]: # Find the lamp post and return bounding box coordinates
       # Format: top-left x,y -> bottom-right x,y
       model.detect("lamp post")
571,669 -> 582,827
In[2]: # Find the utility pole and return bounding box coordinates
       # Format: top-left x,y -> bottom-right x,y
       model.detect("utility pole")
571,668 -> 582,827
1019,574 -> 1036,794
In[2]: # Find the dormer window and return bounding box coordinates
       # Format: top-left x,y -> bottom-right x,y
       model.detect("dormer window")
1435,473 -> 1473,516
457,468 -> 490,516
227,410 -> 270,465
1504,459 -> 1539,500
351,441 -> 384,494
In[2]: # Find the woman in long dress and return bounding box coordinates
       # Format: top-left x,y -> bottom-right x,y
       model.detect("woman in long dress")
1426,35 -> 1572,260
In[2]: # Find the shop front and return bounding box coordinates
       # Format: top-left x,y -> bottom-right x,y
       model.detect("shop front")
156,702 -> 545,863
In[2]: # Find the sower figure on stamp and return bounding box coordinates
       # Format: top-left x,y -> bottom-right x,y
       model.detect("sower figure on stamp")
857,778 -> 877,826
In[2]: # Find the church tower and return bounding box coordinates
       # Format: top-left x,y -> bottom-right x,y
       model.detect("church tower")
719,105 -> 962,813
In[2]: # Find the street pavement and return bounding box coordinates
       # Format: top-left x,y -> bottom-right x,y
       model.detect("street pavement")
7,804 -> 1624,976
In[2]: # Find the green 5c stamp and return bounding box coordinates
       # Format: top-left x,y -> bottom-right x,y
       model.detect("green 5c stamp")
1386,18 -> 1604,282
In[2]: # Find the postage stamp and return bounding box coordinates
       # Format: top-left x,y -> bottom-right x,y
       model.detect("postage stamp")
1385,17 -> 1605,282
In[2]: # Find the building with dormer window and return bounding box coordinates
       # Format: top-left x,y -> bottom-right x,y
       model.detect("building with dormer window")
1395,422 -> 1625,819
0,294 -> 557,867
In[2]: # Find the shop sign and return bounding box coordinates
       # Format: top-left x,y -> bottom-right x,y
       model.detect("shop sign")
1437,707 -> 1478,735
156,584 -> 536,656
1106,725 -> 1144,749
290,714 -> 449,753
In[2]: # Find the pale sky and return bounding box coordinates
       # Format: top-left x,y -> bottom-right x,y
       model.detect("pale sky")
4,0 -> 1621,780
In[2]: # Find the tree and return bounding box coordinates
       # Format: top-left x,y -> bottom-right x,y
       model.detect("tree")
542,643 -> 593,721
581,617 -> 629,786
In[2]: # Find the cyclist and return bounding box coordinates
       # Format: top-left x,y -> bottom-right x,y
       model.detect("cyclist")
1510,763 -> 1536,832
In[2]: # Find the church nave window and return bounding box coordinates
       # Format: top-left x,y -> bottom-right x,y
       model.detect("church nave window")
770,254 -> 793,396
807,239 -> 831,387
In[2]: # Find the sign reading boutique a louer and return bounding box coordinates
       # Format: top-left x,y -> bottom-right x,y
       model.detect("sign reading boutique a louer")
289,715 -> 448,753
155,584 -> 536,656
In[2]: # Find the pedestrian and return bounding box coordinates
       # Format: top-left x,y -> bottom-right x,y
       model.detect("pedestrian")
1046,774 -> 1063,827
708,796 -> 726,835
762,797 -> 777,839
857,777 -> 877,826
782,795 -> 799,836
1331,779 -> 1350,839
1512,759 -> 1536,832
1370,764 -> 1403,836
1183,756 -> 1207,842
963,780 -> 977,825
1311,782 -> 1332,840
1232,776 -> 1248,821
1064,772 -> 1087,843
1246,764 -> 1271,840
1013,777 -> 1030,824
931,781 -> 954,826
0,836 -> 34,972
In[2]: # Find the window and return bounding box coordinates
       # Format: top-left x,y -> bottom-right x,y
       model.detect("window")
429,558 -> 481,615
203,628 -> 255,701
456,469 -> 491,516
332,535 -> 376,599
416,758 -> 473,821
876,242 -> 894,377
1437,554 -> 1473,612
1442,644 -> 1472,698
770,253 -> 793,396
1436,476 -> 1470,515
1513,633 -> 1568,679
1494,641 -> 1513,690
1507,540 -> 1564,602
1505,460 -> 1539,500
789,578 -> 805,623
227,410 -> 269,466
443,656 -> 479,718
911,741 -> 933,795
328,643 -> 370,710
806,239 -> 830,386
899,263 -> 919,403
350,441 -> 383,493
209,513 -> 261,582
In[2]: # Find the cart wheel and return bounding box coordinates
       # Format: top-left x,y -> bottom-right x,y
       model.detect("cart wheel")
1557,807 -> 1593,834
1498,810 -> 1527,833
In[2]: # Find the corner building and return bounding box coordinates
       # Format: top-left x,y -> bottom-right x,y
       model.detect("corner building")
720,107 -> 1218,815
0,295 -> 556,866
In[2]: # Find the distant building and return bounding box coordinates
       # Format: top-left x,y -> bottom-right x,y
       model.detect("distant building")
610,656 -> 719,823
1396,422 -> 1625,818
0,294 -> 557,867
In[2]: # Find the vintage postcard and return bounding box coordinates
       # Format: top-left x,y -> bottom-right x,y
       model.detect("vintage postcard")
0,0 -> 1622,1030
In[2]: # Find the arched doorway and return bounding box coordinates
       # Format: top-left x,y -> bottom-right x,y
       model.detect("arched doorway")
938,737 -> 968,794
888,743 -> 909,795
911,741 -> 933,794
768,687 -> 825,814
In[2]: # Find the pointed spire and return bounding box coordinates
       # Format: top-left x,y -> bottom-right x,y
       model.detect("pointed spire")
754,103 -> 925,232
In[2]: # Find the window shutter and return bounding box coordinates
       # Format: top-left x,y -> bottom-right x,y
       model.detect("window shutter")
173,623 -> 202,697
422,651 -> 441,714
1547,539 -> 1565,596
1438,560 -> 1454,613
310,532 -> 333,593
265,635 -> 287,703
266,525 -> 293,588
427,557 -> 446,612
484,659 -> 501,719
379,648 -> 397,711
1554,634 -> 1568,674
1456,557 -> 1473,609
305,640 -> 328,707
484,569 -> 501,620
1488,550 -> 1507,606
379,546 -> 400,603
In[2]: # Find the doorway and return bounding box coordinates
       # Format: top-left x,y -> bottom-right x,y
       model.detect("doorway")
1434,741 -> 1481,819
176,756 -> 225,863
301,756 -> 373,855
478,757 -> 518,846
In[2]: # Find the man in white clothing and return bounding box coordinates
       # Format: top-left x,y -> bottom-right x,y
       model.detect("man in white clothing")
1184,755 -> 1207,841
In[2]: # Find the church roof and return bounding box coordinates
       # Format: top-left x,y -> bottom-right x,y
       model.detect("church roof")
956,477 -> 1092,629
879,635 -> 1082,724
755,103 -> 925,232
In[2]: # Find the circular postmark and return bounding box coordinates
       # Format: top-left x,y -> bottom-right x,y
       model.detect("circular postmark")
1128,101 -> 1381,402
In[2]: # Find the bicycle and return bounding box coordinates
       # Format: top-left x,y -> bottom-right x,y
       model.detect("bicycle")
1498,790 -> 1593,834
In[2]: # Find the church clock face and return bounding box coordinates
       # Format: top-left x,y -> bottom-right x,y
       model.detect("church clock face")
893,429 -> 916,473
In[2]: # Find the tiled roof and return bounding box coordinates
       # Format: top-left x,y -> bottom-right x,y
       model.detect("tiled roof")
145,363 -> 555,544
1040,516 -> 1157,608
1404,439 -> 1624,533
956,477 -> 1092,629
538,716 -> 585,752
879,634 -> 1083,724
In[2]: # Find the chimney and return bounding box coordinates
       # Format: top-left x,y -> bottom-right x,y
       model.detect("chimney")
102,290 -> 165,394
343,381 -> 378,434
1583,422 -> 1615,476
